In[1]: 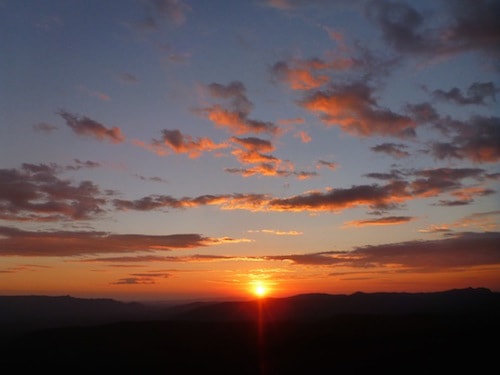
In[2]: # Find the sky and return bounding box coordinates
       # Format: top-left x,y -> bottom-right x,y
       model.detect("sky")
1,0 -> 499,302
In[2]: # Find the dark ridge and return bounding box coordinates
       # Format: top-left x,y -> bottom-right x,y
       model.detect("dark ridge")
173,287 -> 500,321
0,294 -> 152,339
1,288 -> 499,373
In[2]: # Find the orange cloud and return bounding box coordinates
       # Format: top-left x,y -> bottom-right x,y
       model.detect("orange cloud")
299,82 -> 415,138
199,105 -> 278,135
196,81 -> 279,135
271,61 -> 329,90
344,216 -> 415,227
150,129 -> 228,158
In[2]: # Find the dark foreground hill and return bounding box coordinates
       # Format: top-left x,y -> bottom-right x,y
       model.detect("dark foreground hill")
2,288 -> 499,373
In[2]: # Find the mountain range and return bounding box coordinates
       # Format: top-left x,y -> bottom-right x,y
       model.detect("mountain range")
1,287 -> 499,373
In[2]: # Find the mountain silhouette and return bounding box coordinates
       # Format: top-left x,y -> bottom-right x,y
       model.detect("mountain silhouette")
1,288 -> 499,373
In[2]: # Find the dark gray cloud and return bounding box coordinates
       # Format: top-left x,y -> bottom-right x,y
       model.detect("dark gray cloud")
0,163 -> 107,221
58,110 -> 125,143
0,226 -> 216,257
432,82 -> 498,106
366,0 -> 500,67
371,143 -> 410,158
267,231 -> 500,270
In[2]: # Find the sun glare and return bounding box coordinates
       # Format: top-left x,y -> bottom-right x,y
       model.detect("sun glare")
253,282 -> 268,298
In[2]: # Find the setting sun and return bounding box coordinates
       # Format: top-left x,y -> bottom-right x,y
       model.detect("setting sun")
252,282 -> 268,298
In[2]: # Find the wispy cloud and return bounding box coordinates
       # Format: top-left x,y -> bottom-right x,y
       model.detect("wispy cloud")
248,229 -> 303,236
371,143 -> 410,159
116,72 -> 139,85
111,271 -> 171,285
344,216 -> 415,227
32,122 -> 58,134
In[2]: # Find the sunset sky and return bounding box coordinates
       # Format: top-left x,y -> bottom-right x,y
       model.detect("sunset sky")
1,0 -> 499,302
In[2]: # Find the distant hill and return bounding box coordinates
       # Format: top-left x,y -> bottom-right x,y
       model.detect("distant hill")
1,288 -> 499,373
1,287 -> 499,339
0,295 -> 152,339
175,287 -> 500,322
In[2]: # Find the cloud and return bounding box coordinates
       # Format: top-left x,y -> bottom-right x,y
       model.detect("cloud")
430,116 -> 500,163
78,231 -> 500,272
270,52 -> 385,91
266,252 -> 347,265
80,254 -> 255,264
198,105 -> 279,135
226,136 -> 316,179
364,169 -> 404,181
116,72 -> 139,85
268,181 -> 409,212
0,226 -> 225,257
195,81 -> 279,135
133,174 -> 168,183
316,160 -> 338,170
270,60 -> 330,90
405,102 -> 441,126
432,82 -> 498,106
371,143 -> 410,158
32,122 -> 58,134
433,187 -> 495,207
248,229 -> 303,236
410,167 -> 486,198
267,231 -> 500,270
406,102 -> 500,163
366,0 -> 500,68
111,272 -> 171,285
344,216 -> 415,227
112,166 -> 494,214
65,159 -> 101,171
299,82 -> 415,138
113,193 -> 270,212
366,166 -> 496,207
58,110 -> 125,143
0,163 -> 107,221
230,136 -> 276,164
453,211 -> 500,231
366,0 -> 432,55
224,165 -> 317,179
140,129 -> 228,158
441,0 -> 500,61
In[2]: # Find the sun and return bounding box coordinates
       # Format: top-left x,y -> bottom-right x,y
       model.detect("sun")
252,282 -> 268,298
